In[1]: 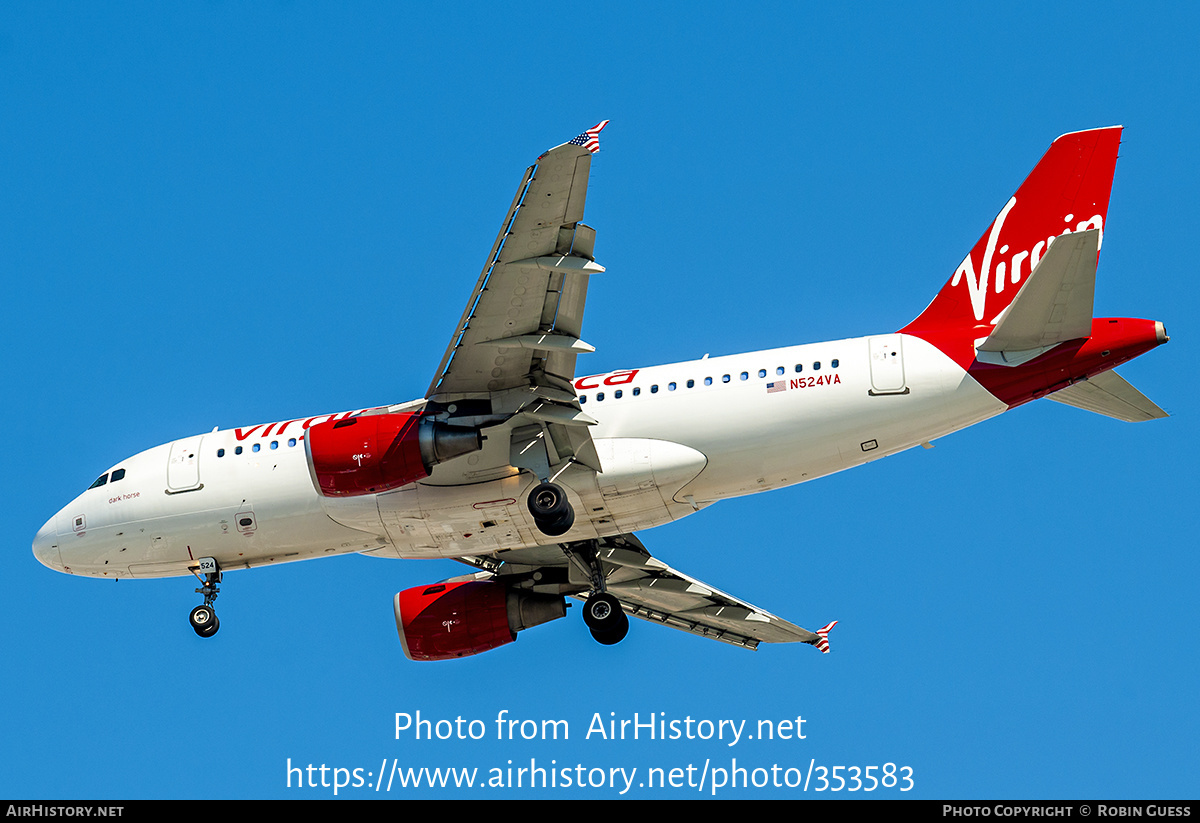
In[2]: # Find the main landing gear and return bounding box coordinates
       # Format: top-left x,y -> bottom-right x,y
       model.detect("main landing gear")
561,541 -> 630,646
526,484 -> 629,646
582,592 -> 628,645
527,482 -> 575,537
189,557 -> 222,638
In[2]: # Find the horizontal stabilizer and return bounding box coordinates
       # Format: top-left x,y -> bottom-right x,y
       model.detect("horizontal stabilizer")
1048,369 -> 1168,422
978,229 -> 1098,358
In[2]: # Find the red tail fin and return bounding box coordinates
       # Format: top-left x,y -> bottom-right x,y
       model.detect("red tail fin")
901,127 -> 1122,337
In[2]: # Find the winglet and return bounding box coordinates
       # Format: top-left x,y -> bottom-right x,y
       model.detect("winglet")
568,120 -> 609,154
814,620 -> 838,653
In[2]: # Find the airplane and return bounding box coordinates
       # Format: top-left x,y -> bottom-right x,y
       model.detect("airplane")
32,122 -> 1168,661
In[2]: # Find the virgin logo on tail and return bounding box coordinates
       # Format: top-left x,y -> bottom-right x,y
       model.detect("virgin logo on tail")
951,196 -> 1104,323
902,127 -> 1121,338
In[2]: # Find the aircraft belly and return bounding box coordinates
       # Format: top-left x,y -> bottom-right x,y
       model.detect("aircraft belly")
364,439 -> 708,559
116,506 -> 378,578
586,438 -> 708,533
403,474 -> 597,557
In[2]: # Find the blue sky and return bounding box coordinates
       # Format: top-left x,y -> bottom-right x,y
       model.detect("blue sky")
4,3 -> 1197,799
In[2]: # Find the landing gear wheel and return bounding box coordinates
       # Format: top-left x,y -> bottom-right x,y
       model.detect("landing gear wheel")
590,620 -> 629,646
528,482 -> 575,537
190,605 -> 219,638
528,482 -> 570,520
585,593 -> 629,646
582,593 -> 625,633
198,615 -> 220,638
535,507 -> 574,537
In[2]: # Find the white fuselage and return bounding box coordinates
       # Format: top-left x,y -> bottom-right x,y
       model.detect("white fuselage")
32,332 -> 1006,579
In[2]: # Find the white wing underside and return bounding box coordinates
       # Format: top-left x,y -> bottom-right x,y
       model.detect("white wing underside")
419,137 -> 606,482
451,535 -> 824,651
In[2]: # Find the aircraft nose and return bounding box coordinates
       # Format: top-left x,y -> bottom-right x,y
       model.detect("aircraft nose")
32,516 -> 63,571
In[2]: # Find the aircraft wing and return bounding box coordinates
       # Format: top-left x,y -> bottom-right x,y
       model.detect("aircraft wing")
451,534 -> 833,651
417,123 -> 610,481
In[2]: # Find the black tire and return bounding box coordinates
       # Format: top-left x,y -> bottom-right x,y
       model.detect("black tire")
534,507 -> 575,537
589,612 -> 630,646
582,593 -> 624,632
197,615 -> 220,638
190,605 -> 216,631
527,483 -> 571,520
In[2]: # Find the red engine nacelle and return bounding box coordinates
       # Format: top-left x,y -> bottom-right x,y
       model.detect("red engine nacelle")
393,580 -> 566,661
306,412 -> 480,497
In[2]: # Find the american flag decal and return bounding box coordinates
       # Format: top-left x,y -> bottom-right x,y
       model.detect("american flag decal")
766,381 -> 787,394
814,620 -> 838,653
569,120 -> 610,154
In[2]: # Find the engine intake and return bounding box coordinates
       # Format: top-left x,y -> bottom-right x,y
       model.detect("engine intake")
306,412 -> 481,497
393,580 -> 566,661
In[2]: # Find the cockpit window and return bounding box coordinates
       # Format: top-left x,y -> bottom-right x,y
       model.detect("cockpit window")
87,473 -> 109,490
110,468 -> 126,482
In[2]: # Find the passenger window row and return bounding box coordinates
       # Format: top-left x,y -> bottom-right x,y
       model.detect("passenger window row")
217,438 -> 299,458
579,359 -> 840,404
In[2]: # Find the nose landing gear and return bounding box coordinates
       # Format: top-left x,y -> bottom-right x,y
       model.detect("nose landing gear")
189,604 -> 218,637
190,558 -> 221,638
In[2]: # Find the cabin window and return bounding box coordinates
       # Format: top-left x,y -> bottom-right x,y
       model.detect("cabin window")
758,369 -> 767,378
596,392 -> 605,401
740,372 -> 748,381
832,359 -> 839,368
217,449 -> 225,458
651,384 -> 659,393
253,443 -> 261,453
632,387 -> 641,396
777,366 -> 785,375
686,379 -> 695,388
813,361 -> 821,370
580,395 -> 587,403
288,438 -> 297,447
795,364 -> 803,373
704,377 -> 713,386
235,446 -> 243,455
614,390 -> 623,399
668,382 -> 677,391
